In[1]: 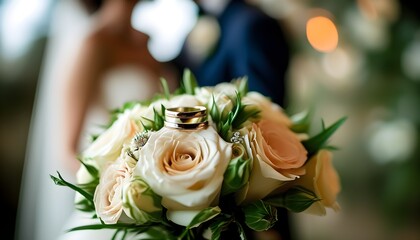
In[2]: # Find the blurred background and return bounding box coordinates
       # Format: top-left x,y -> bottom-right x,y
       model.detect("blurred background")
1,0 -> 419,239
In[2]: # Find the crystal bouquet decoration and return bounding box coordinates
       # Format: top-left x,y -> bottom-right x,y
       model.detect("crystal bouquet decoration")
51,69 -> 346,239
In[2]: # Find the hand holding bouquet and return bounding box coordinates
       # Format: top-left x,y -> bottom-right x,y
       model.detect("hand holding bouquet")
52,69 -> 345,239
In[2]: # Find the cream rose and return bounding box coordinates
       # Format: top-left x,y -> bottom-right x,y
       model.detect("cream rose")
294,150 -> 341,215
243,92 -> 291,127
78,105 -> 144,183
93,149 -> 137,224
208,92 -> 234,119
122,177 -> 162,224
214,82 -> 239,97
194,86 -> 214,105
134,126 -> 232,226
241,120 -> 307,203
194,82 -> 240,106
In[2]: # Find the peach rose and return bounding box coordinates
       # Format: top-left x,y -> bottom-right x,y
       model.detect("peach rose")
243,92 -> 292,127
240,120 -> 307,203
294,150 -> 341,215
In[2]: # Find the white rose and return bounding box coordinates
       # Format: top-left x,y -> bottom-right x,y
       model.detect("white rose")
195,81 -> 240,107
134,126 -> 232,226
243,92 -> 292,127
239,120 -> 307,203
78,105 -> 144,183
93,149 -> 137,224
214,82 -> 239,97
194,86 -> 214,105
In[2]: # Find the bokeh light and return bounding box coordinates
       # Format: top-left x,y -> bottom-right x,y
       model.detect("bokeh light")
306,16 -> 339,52
0,0 -> 51,60
132,0 -> 198,62
367,119 -> 417,164
401,36 -> 420,82
357,0 -> 400,22
344,7 -> 389,50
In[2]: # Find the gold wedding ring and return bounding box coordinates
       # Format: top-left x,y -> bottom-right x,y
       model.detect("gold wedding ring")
164,106 -> 208,130
164,121 -> 208,130
165,106 -> 207,118
165,115 -> 208,124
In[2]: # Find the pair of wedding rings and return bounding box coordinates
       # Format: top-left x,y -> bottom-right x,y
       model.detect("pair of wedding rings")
164,106 -> 208,130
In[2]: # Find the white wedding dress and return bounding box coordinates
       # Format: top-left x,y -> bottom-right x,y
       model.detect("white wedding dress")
15,1 -> 163,240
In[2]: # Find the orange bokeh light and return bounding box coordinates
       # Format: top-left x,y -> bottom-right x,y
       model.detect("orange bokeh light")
306,16 -> 339,52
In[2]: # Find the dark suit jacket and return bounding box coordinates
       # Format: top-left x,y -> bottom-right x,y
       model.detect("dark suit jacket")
174,0 -> 290,107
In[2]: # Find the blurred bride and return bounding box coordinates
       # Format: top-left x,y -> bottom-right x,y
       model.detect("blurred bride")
15,0 -> 175,239
16,0 -> 292,239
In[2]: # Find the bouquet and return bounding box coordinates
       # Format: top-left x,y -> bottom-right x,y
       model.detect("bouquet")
52,69 -> 346,239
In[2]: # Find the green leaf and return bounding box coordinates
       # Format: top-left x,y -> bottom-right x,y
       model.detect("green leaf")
210,95 -> 221,124
108,101 -> 141,126
212,91 -> 260,131
221,144 -> 252,195
140,108 -> 165,131
140,117 -> 154,131
67,223 -> 142,232
215,92 -> 260,140
232,105 -> 260,129
187,207 -> 221,229
75,198 -> 95,212
235,76 -> 249,97
236,222 -> 247,240
230,93 -> 242,123
321,119 -> 326,130
264,187 -> 320,213
138,226 -> 177,240
290,109 -> 312,133
302,116 -> 347,157
50,172 -> 94,205
160,77 -> 171,100
89,133 -> 100,143
179,207 -> 222,240
77,180 -> 99,193
77,157 -> 99,179
153,108 -> 164,130
220,120 -> 231,141
111,229 -> 124,240
209,216 -> 232,240
242,200 -> 278,231
173,86 -> 186,95
182,69 -> 198,95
